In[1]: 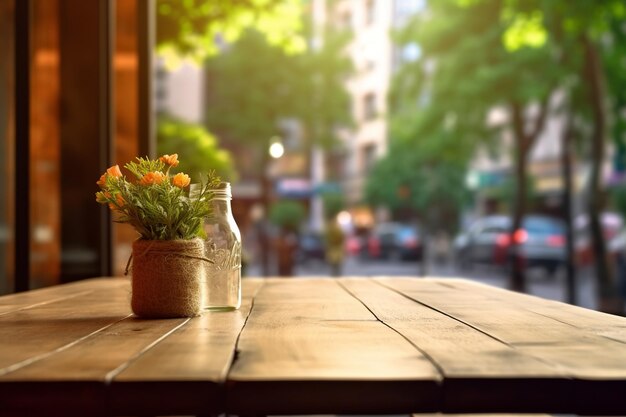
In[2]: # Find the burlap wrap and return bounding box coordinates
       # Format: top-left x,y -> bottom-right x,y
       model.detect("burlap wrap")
131,238 -> 205,318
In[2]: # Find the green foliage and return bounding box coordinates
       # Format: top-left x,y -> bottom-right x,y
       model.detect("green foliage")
157,117 -> 236,181
157,0 -> 305,65
376,0 -> 569,229
603,11 -> 626,171
610,185 -> 626,217
95,157 -> 221,240
269,200 -> 306,231
293,22 -> 354,148
323,193 -> 345,220
205,25 -> 352,170
365,127 -> 470,229
484,174 -> 536,209
205,29 -> 299,147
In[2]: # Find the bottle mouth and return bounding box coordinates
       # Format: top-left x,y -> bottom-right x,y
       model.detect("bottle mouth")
211,182 -> 231,199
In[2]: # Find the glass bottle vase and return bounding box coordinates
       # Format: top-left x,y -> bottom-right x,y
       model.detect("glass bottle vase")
202,182 -> 242,310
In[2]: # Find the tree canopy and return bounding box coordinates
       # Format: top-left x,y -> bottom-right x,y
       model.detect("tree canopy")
204,22 -> 352,167
157,117 -> 236,181
156,0 -> 305,65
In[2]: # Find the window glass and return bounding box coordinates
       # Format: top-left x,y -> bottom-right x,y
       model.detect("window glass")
363,93 -> 376,120
524,217 -> 564,235
30,0 -> 61,288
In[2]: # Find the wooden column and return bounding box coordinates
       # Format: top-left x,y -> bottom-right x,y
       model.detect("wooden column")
14,0 -> 30,292
59,0 -> 113,281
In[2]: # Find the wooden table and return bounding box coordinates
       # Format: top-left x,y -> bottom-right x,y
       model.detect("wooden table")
1,277 -> 625,416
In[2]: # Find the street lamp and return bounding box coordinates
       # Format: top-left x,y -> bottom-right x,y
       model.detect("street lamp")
259,136 -> 284,276
269,136 -> 284,159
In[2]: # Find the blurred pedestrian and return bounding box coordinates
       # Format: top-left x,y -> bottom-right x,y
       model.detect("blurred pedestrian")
433,230 -> 450,266
325,220 -> 345,276
276,229 -> 298,276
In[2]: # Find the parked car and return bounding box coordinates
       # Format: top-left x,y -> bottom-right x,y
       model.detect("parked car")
608,228 -> 626,300
366,223 -> 423,261
575,212 -> 623,267
454,215 -> 566,276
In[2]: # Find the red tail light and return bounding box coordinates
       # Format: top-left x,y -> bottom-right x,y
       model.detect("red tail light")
497,229 -> 527,246
368,237 -> 380,256
496,234 -> 510,246
546,235 -> 565,247
513,229 -> 528,244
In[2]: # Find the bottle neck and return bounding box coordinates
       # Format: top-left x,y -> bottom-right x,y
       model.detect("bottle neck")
209,182 -> 232,218
211,197 -> 232,217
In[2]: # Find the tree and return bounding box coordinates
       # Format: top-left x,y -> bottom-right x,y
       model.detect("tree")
156,0 -> 304,64
366,114 -> 471,229
157,117 -> 236,181
385,0 -> 560,289
511,0 -> 626,312
204,21 -> 352,275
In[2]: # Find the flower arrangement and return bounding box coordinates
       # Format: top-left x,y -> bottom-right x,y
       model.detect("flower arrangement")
95,154 -> 220,241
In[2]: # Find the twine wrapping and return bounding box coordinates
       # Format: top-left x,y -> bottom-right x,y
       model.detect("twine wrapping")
131,238 -> 205,318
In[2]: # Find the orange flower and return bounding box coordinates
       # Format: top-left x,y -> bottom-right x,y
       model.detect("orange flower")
115,194 -> 125,207
96,174 -> 107,188
159,154 -> 179,167
106,165 -> 123,178
139,171 -> 166,186
172,173 -> 191,188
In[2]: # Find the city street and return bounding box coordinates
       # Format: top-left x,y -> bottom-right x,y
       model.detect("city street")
248,256 -> 598,310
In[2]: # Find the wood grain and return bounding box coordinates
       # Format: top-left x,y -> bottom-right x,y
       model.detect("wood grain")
0,282 -> 131,373
341,278 -> 576,413
1,276 -> 625,416
0,279 -> 131,416
377,277 -> 626,414
0,278 -> 126,316
108,278 -> 264,416
440,278 -> 626,343
227,278 -> 441,415
0,278 -> 261,416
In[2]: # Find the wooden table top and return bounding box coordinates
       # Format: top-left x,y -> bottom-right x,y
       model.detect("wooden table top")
0,277 -> 625,416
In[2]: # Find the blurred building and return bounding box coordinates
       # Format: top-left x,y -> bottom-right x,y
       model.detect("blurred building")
155,61 -> 205,124
312,0 -> 425,228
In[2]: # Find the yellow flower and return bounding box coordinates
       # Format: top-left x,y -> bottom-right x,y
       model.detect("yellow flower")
172,173 -> 191,188
139,171 -> 166,186
159,154 -> 179,167
107,165 -> 123,178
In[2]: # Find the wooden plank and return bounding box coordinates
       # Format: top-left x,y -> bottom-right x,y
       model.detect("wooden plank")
0,282 -> 131,373
341,278 -> 572,414
0,279 -> 132,416
227,278 -> 441,415
0,317 -> 186,416
377,277 -> 626,415
0,277 -> 126,316
108,278 -> 264,417
439,278 -> 626,344
414,414 -> 552,417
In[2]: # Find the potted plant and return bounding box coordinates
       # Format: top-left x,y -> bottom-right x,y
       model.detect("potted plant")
96,155 -> 220,318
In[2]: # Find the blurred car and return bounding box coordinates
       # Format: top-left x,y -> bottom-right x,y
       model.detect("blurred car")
366,223 -> 423,261
345,234 -> 362,256
296,232 -> 325,264
575,212 -> 623,267
609,228 -> 626,300
454,215 -> 566,276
